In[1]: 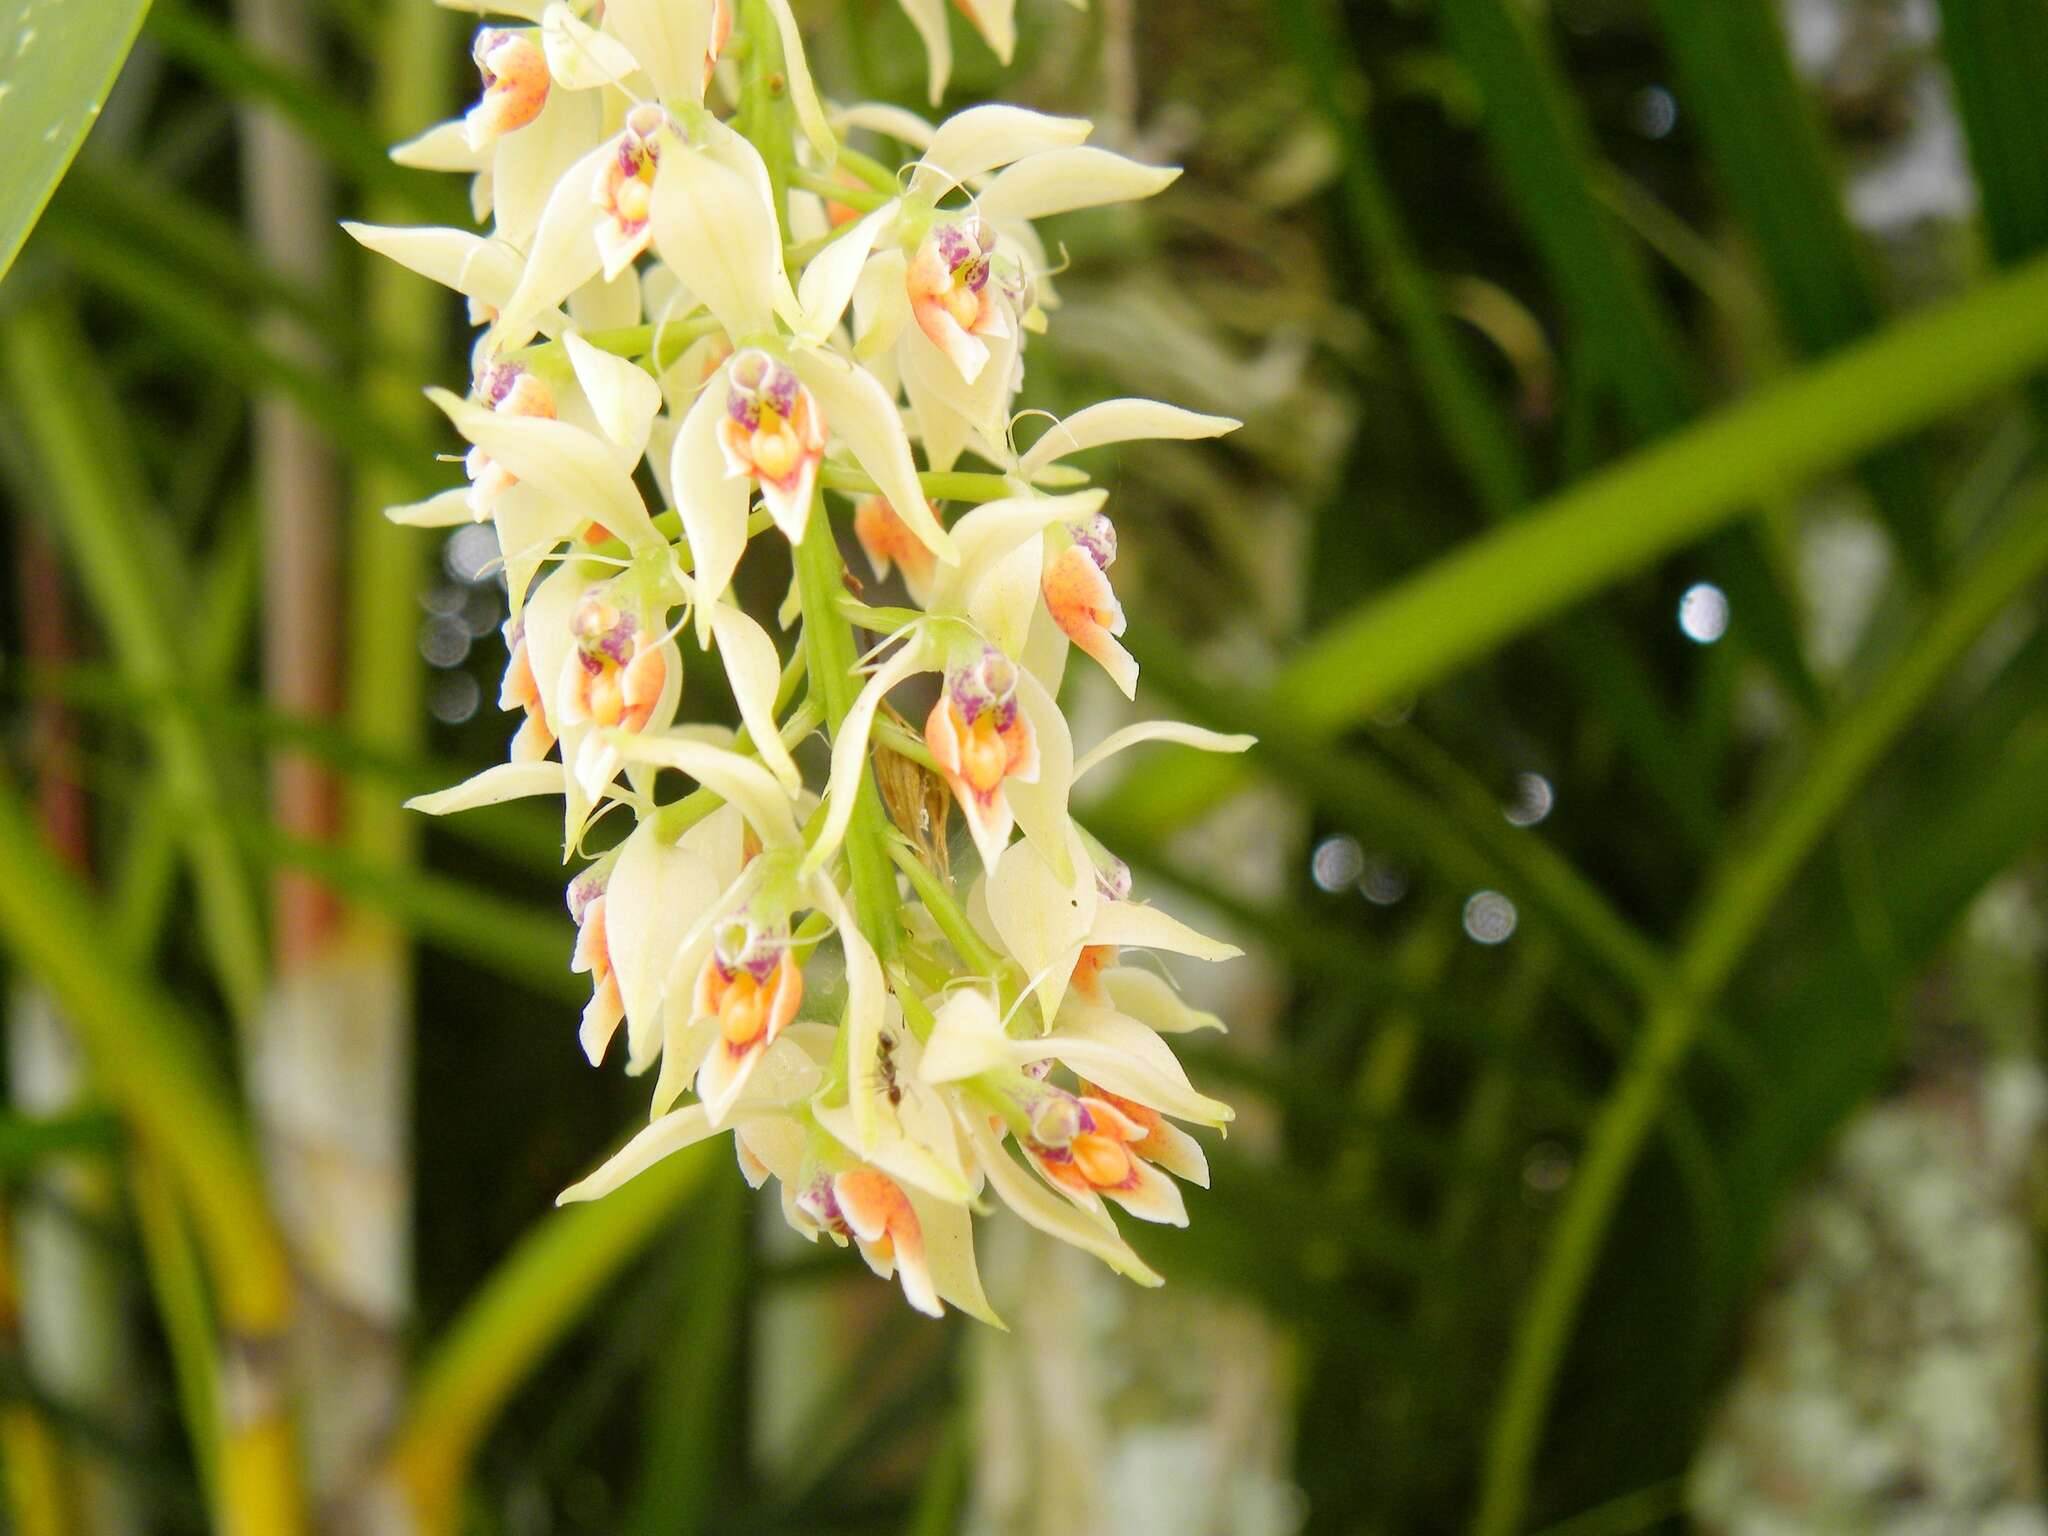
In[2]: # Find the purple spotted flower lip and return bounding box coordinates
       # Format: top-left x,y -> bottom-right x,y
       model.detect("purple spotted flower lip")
795,1175 -> 850,1237
565,865 -> 607,925
1095,855 -> 1133,903
1073,512 -> 1117,570
908,214 -> 1013,385
572,590 -> 638,665
725,350 -> 801,434
949,646 -> 1019,729
713,917 -> 786,984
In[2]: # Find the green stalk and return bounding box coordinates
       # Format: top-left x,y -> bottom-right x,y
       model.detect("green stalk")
890,842 -> 1004,976
1470,484 -> 2048,1536
818,462 -> 1016,502
794,496 -> 904,960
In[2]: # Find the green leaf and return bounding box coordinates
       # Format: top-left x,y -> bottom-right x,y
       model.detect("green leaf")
0,0 -> 151,284
1646,0 -> 1941,570
1111,245 -> 2048,828
1937,0 -> 2048,267
1470,484 -> 2048,1536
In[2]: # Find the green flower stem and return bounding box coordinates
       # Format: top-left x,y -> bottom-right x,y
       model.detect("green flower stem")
836,143 -> 902,193
737,0 -> 796,210
647,701 -> 824,844
874,716 -> 940,773
794,497 -> 904,961
1471,483 -> 2048,1536
541,313 -> 726,374
818,462 -> 1018,502
889,841 -> 1005,978
838,597 -> 928,634
790,167 -> 893,210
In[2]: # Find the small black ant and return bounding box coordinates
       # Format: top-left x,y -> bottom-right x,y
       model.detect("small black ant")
877,1030 -> 903,1107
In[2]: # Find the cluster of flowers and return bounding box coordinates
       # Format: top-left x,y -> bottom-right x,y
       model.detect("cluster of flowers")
352,0 -> 1250,1322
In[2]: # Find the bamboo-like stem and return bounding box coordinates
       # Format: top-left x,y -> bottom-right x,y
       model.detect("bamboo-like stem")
0,781 -> 307,1536
8,522 -> 139,1536
0,1199 -> 69,1536
1470,485 -> 2048,1536
231,0 -> 417,1504
0,307 -> 270,1028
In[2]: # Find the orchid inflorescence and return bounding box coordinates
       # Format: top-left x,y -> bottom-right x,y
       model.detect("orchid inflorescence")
353,0 -> 1253,1322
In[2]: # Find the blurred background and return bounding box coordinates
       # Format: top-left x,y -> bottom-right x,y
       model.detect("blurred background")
4,0 -> 2048,1532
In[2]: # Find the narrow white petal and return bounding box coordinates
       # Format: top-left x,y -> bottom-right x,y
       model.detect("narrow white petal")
1018,398 -> 1241,481
1101,968 -> 1226,1035
670,373 -> 750,647
343,224 -> 504,308
651,138 -> 799,345
904,1188 -> 1004,1327
918,987 -> 1012,1082
967,534 -> 1043,660
493,139 -> 611,343
976,148 -> 1180,224
833,102 -> 935,151
612,734 -> 803,848
490,481 -> 583,619
384,486 -> 476,527
814,878 -> 887,1151
804,636 -> 933,878
565,332 -> 662,459
952,0 -> 1016,63
540,2 -> 643,89
961,1112 -> 1161,1285
605,821 -> 723,1063
567,265 -> 643,333
851,247 -> 911,360
1088,901 -> 1242,962
901,317 -> 1013,438
707,602 -> 803,792
892,0 -> 952,105
492,82 -> 605,251
1004,670 -> 1074,884
602,0 -> 717,102
899,338 -> 972,472
389,119 -> 485,173
762,0 -> 837,166
797,204 -> 896,345
428,388 -> 660,551
1071,721 -> 1256,784
914,105 -> 1092,199
987,830 -> 1096,1027
1046,1003 -> 1233,1127
928,490 -> 1103,617
788,350 -> 955,563
405,761 -> 564,815
557,1106 -> 716,1202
